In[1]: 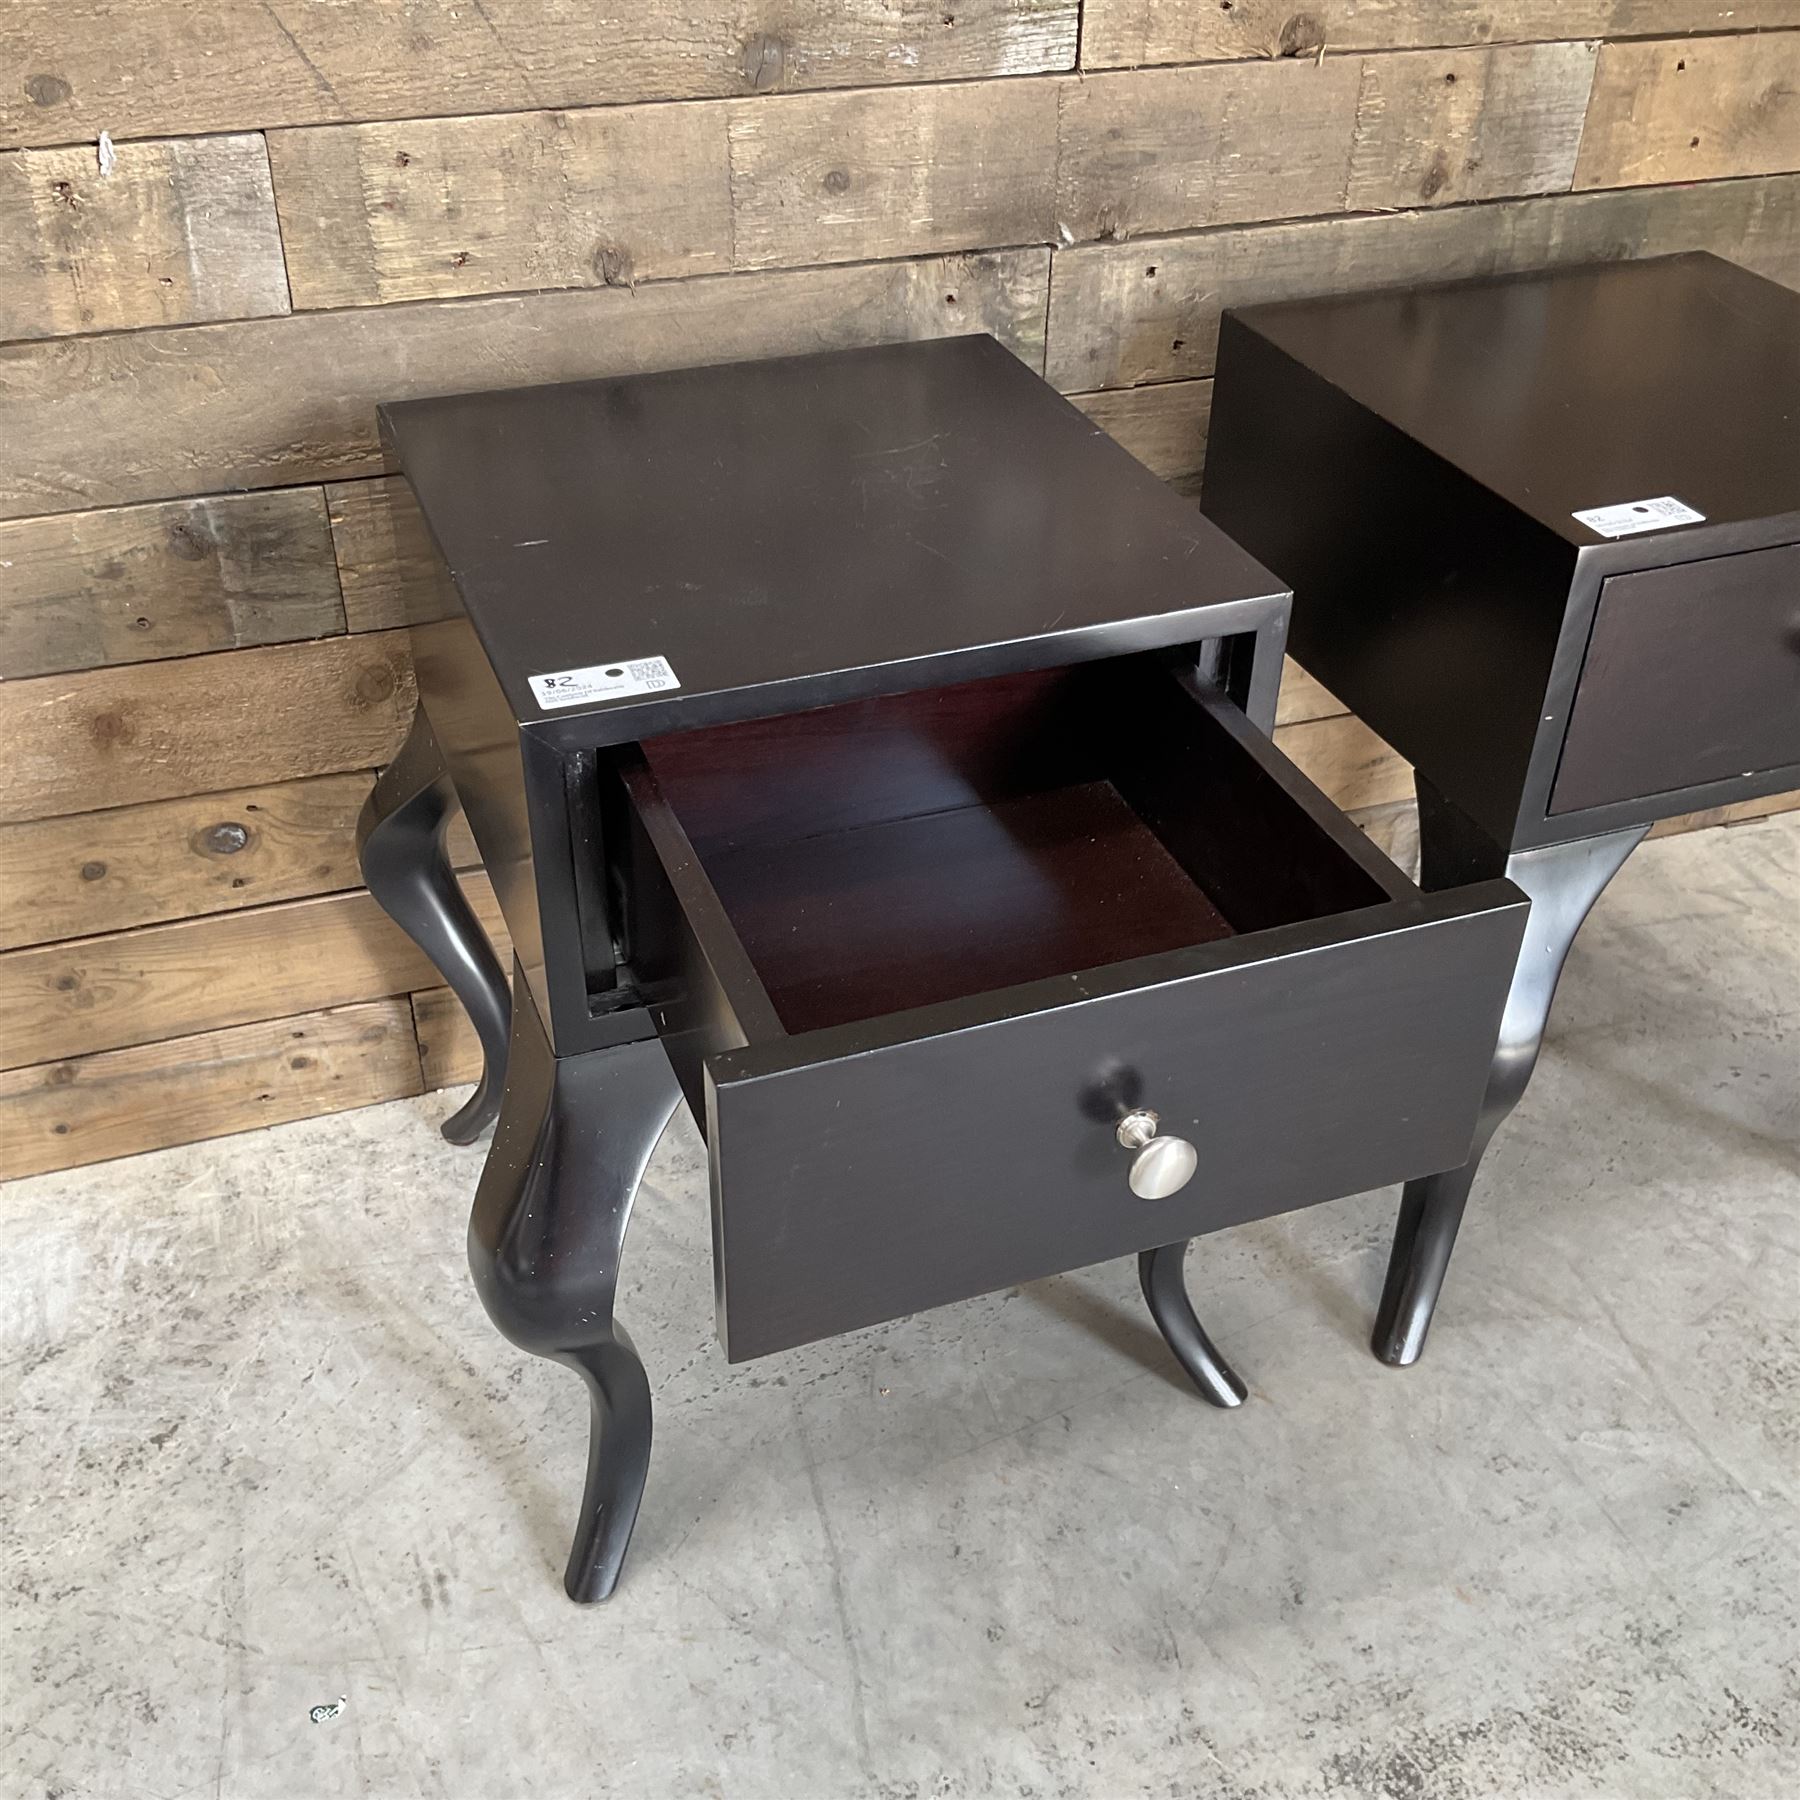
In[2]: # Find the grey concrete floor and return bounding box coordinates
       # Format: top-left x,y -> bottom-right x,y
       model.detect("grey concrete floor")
4,814 -> 1798,1800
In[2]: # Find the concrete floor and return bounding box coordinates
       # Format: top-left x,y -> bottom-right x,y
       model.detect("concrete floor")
3,814 -> 1797,1800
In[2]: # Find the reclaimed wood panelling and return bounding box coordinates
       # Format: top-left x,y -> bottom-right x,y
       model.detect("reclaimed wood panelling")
0,875 -> 507,1071
413,985 -> 492,1091
0,773 -> 373,952
1649,790 -> 1800,837
1575,33 -> 1800,189
1046,171 -> 1800,391
1071,379 -> 1212,492
325,478 -> 438,634
1347,41 -> 1597,209
0,133 -> 287,343
1274,713 -> 1415,813
1079,3 -> 1781,68
269,105 -> 732,310
729,79 -> 1061,269
1277,664 -> 1349,729
0,2 -> 1079,149
0,251 -> 1049,521
0,1000 -> 423,1180
0,632 -> 413,825
0,490 -> 342,679
1057,59 -> 1365,241
1056,43 -> 1594,241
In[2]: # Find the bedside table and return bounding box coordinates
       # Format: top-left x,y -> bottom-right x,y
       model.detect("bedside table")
358,335 -> 1526,1600
1203,252 -> 1800,1370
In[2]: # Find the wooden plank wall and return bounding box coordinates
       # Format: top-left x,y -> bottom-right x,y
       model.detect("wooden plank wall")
4,2 -> 1799,1179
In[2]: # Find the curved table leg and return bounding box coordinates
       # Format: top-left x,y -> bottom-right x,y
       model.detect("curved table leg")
1373,785 -> 1648,1367
1139,1242 -> 1248,1408
357,706 -> 511,1144
469,971 -> 680,1603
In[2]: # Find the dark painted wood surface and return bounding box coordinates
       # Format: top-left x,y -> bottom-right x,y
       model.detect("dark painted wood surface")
704,888 -> 1524,1360
382,335 -> 1287,748
1228,253 -> 1800,549
1206,253 -> 1800,851
1552,542 -> 1800,815
613,655 -> 1526,1358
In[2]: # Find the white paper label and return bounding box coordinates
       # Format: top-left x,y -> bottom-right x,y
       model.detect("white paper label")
1571,496 -> 1705,539
528,656 -> 680,710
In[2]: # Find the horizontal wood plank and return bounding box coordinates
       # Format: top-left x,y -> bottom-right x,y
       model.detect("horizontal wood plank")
0,874 -> 507,1071
0,2 -> 1078,149
413,985 -> 494,1091
0,490 -> 342,679
270,104 -> 732,310
0,133 -> 287,343
729,79 -> 1061,270
0,772 -> 373,951
1272,712 -> 1414,814
1070,378 -> 1211,491
1276,663 -> 1349,729
1575,32 -> 1800,190
1055,43 -> 1593,241
1347,41 -> 1595,210
0,1000 -> 423,1180
1056,59 -> 1363,241
1045,171 -> 1800,391
0,251 -> 1050,521
1079,3 -> 1778,68
1649,788 -> 1800,839
325,477 -> 438,634
0,632 -> 414,824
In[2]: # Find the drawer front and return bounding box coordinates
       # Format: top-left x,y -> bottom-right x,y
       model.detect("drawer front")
707,892 -> 1523,1360
1552,542 -> 1800,816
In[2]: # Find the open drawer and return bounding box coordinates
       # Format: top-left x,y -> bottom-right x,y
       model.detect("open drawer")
613,656 -> 1526,1360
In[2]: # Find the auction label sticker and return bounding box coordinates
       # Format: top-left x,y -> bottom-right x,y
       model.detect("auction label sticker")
528,656 -> 680,710
1571,496 -> 1705,539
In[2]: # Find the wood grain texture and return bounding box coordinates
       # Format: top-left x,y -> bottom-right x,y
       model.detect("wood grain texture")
0,250 -> 1050,520
1273,713 -> 1414,813
1071,378 -> 1212,492
0,632 -> 413,825
1079,3 -> 1780,68
0,773 -> 373,952
1575,33 -> 1800,190
1277,663 -> 1349,729
270,104 -> 731,309
1649,788 -> 1800,838
413,985 -> 491,1090
729,79 -> 1061,269
0,2 -> 1078,149
0,490 -> 342,679
1057,59 -> 1364,241
0,133 -> 287,343
325,477 -> 438,634
0,873 -> 506,1071
1045,171 -> 1800,391
0,1000 -> 423,1179
1347,41 -> 1596,209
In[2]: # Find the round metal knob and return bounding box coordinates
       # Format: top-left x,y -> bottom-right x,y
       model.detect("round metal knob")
1116,1109 -> 1198,1200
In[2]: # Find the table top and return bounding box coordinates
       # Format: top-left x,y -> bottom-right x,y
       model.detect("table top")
1231,252 -> 1800,553
381,335 -> 1284,744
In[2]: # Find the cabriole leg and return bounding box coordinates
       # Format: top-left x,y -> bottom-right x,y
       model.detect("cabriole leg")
1373,783 -> 1648,1366
1139,1242 -> 1248,1408
468,972 -> 680,1602
356,706 -> 511,1143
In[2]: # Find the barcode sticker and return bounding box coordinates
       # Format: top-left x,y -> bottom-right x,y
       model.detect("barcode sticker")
1571,496 -> 1705,539
528,656 -> 680,710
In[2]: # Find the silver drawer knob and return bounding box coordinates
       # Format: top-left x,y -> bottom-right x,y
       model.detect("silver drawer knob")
1116,1109 -> 1198,1200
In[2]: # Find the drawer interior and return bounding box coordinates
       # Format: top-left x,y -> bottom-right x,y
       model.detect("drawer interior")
627,657 -> 1392,1038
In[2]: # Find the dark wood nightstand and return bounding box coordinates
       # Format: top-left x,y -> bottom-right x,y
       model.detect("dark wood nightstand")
1204,252 -> 1800,1370
358,335 -> 1526,1600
